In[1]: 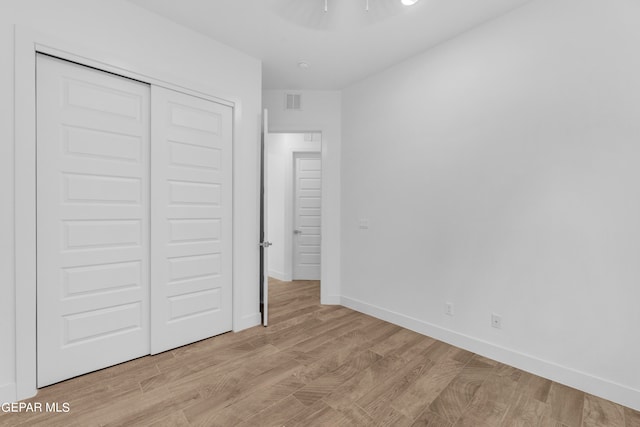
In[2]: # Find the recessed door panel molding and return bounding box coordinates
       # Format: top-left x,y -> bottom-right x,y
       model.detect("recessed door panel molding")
63,77 -> 144,120
62,261 -> 142,297
63,125 -> 143,163
151,86 -> 233,354
63,302 -> 143,345
168,289 -> 222,321
62,219 -> 143,250
168,141 -> 222,170
169,102 -> 222,134
293,152 -> 322,280
63,173 -> 142,205
36,54 -> 151,387
168,180 -> 221,206
169,219 -> 221,243
168,254 -> 221,282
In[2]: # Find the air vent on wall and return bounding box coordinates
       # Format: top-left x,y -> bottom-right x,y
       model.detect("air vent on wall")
285,93 -> 302,110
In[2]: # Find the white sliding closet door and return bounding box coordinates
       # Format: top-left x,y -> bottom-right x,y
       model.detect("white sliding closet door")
150,86 -> 233,354
36,54 -> 151,387
36,55 -> 234,385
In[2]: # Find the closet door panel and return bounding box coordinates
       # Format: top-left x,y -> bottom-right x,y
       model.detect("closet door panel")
36,54 -> 151,387
150,86 -> 233,354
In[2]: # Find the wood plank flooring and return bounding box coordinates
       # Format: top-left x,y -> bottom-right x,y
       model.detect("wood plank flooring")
1,278 -> 638,427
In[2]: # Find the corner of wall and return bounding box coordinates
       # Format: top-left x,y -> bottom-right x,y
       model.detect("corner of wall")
321,295 -> 341,305
0,383 -> 16,404
0,23 -> 16,403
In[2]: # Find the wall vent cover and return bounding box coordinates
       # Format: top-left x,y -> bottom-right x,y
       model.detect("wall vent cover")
285,93 -> 302,110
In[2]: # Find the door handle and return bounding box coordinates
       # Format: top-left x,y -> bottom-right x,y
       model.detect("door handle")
260,241 -> 273,248
293,229 -> 302,235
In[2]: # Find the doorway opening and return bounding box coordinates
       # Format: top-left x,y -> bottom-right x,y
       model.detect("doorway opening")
261,132 -> 322,325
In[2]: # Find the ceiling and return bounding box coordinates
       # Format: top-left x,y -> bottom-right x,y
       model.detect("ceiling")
128,0 -> 533,90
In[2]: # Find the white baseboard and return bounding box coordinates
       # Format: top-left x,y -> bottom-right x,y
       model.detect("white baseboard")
341,296 -> 640,412
322,295 -> 341,305
268,270 -> 288,281
0,382 -> 16,404
234,312 -> 261,332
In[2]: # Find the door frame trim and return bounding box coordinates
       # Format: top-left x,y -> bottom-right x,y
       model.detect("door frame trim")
265,133 -> 321,282
13,25 -> 239,401
266,129 -> 332,301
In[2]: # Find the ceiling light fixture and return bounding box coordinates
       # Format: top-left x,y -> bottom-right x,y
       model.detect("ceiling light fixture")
323,0 -> 373,13
298,61 -> 310,69
322,0 -> 418,13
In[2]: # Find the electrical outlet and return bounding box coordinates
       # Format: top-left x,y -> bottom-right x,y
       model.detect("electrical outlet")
491,313 -> 502,329
445,302 -> 454,316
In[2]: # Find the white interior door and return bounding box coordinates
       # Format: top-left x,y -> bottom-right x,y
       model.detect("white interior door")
36,54 -> 151,387
261,109 -> 269,326
293,153 -> 322,280
150,86 -> 233,354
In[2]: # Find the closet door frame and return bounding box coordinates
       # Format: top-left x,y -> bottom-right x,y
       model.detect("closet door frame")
13,26 -> 237,401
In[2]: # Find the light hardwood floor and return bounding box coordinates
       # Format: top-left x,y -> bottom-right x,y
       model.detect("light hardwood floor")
1,279 -> 638,427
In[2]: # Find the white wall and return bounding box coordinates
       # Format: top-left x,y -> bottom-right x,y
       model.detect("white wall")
0,24 -> 16,401
341,0 -> 640,410
263,90 -> 341,303
267,133 -> 321,281
1,0 -> 261,403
